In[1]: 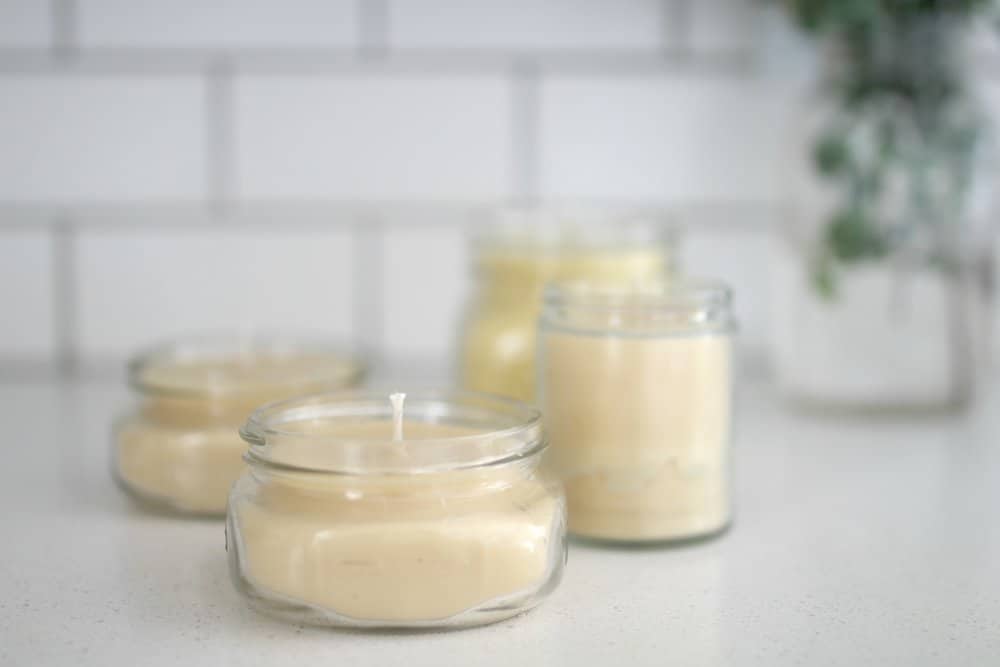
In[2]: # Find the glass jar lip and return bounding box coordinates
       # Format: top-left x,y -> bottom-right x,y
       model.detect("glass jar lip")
470,206 -> 677,253
128,334 -> 368,400
541,278 -> 736,335
241,389 -> 545,475
543,278 -> 732,309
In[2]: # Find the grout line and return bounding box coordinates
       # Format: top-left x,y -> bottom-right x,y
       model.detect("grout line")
0,200 -> 783,231
206,58 -> 235,216
352,216 -> 385,358
51,218 -> 79,377
51,0 -> 78,62
0,47 -> 756,76
510,61 -> 541,204
358,0 -> 389,60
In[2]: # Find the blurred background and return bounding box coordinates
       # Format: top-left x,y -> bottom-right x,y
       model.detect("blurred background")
1,0 -> 998,406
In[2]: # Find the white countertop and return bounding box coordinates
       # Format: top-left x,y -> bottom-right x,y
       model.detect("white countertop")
2,377 -> 998,666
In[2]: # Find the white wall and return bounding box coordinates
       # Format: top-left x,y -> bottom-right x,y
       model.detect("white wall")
0,0 -> 996,376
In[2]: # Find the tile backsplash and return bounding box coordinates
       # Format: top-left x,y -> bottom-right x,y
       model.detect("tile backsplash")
388,0 -> 666,51
74,226 -> 356,360
0,75 -> 207,201
234,74 -> 515,200
0,0 -> 996,376
75,0 -> 360,49
537,74 -> 794,202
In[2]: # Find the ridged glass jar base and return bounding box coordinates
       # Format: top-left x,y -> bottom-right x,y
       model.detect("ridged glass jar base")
226,497 -> 567,630
227,520 -> 565,629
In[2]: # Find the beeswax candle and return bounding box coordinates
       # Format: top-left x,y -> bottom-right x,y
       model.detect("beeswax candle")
539,282 -> 735,543
227,391 -> 567,628
460,211 -> 673,400
114,337 -> 365,516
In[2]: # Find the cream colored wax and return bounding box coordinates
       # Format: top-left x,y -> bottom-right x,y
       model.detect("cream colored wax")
116,420 -> 247,515
541,332 -> 732,542
115,350 -> 363,515
228,420 -> 564,624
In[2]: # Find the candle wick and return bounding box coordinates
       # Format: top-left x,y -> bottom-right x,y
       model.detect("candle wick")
390,392 -> 406,442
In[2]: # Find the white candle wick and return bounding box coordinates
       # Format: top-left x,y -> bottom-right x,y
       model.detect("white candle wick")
390,392 -> 406,442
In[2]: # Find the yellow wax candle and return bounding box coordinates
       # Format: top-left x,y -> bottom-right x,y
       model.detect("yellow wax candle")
539,281 -> 735,543
113,338 -> 365,516
459,212 -> 673,401
226,392 -> 567,629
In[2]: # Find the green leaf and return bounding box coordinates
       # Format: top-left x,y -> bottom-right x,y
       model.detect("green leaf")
826,208 -> 888,262
813,133 -> 851,175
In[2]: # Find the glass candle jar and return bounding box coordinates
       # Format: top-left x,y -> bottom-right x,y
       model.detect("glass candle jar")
459,209 -> 674,401
226,391 -> 566,629
539,280 -> 735,544
113,337 -> 366,516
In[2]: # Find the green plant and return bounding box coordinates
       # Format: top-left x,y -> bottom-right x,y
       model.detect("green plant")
782,0 -> 994,297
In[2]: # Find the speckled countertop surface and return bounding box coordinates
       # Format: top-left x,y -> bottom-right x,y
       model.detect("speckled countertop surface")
1,377 -> 998,666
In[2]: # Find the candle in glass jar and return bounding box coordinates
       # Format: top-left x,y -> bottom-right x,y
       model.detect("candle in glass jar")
460,211 -> 674,401
539,281 -> 735,543
227,391 -> 567,628
113,338 -> 365,516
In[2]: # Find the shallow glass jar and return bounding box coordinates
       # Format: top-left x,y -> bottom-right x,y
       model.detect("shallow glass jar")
113,337 -> 366,516
459,209 -> 674,401
227,391 -> 567,629
539,280 -> 735,544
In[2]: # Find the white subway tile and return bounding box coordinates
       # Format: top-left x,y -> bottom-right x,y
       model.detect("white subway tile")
0,230 -> 54,361
681,222 -> 774,358
0,76 -> 205,202
0,0 -> 50,47
381,226 -> 468,361
78,0 -> 357,48
388,0 -> 664,51
688,0 -> 755,55
539,74 -> 795,203
235,75 -> 513,200
76,227 -> 354,361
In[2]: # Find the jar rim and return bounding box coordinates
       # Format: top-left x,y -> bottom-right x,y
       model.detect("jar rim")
128,334 -> 368,400
241,389 -> 545,475
544,278 -> 731,308
541,278 -> 736,335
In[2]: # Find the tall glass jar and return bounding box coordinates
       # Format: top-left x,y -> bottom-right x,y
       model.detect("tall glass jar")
539,280 -> 735,544
227,391 -> 566,629
459,209 -> 674,401
113,336 -> 366,516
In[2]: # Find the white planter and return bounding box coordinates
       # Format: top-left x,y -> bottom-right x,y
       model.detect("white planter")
771,240 -> 974,411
